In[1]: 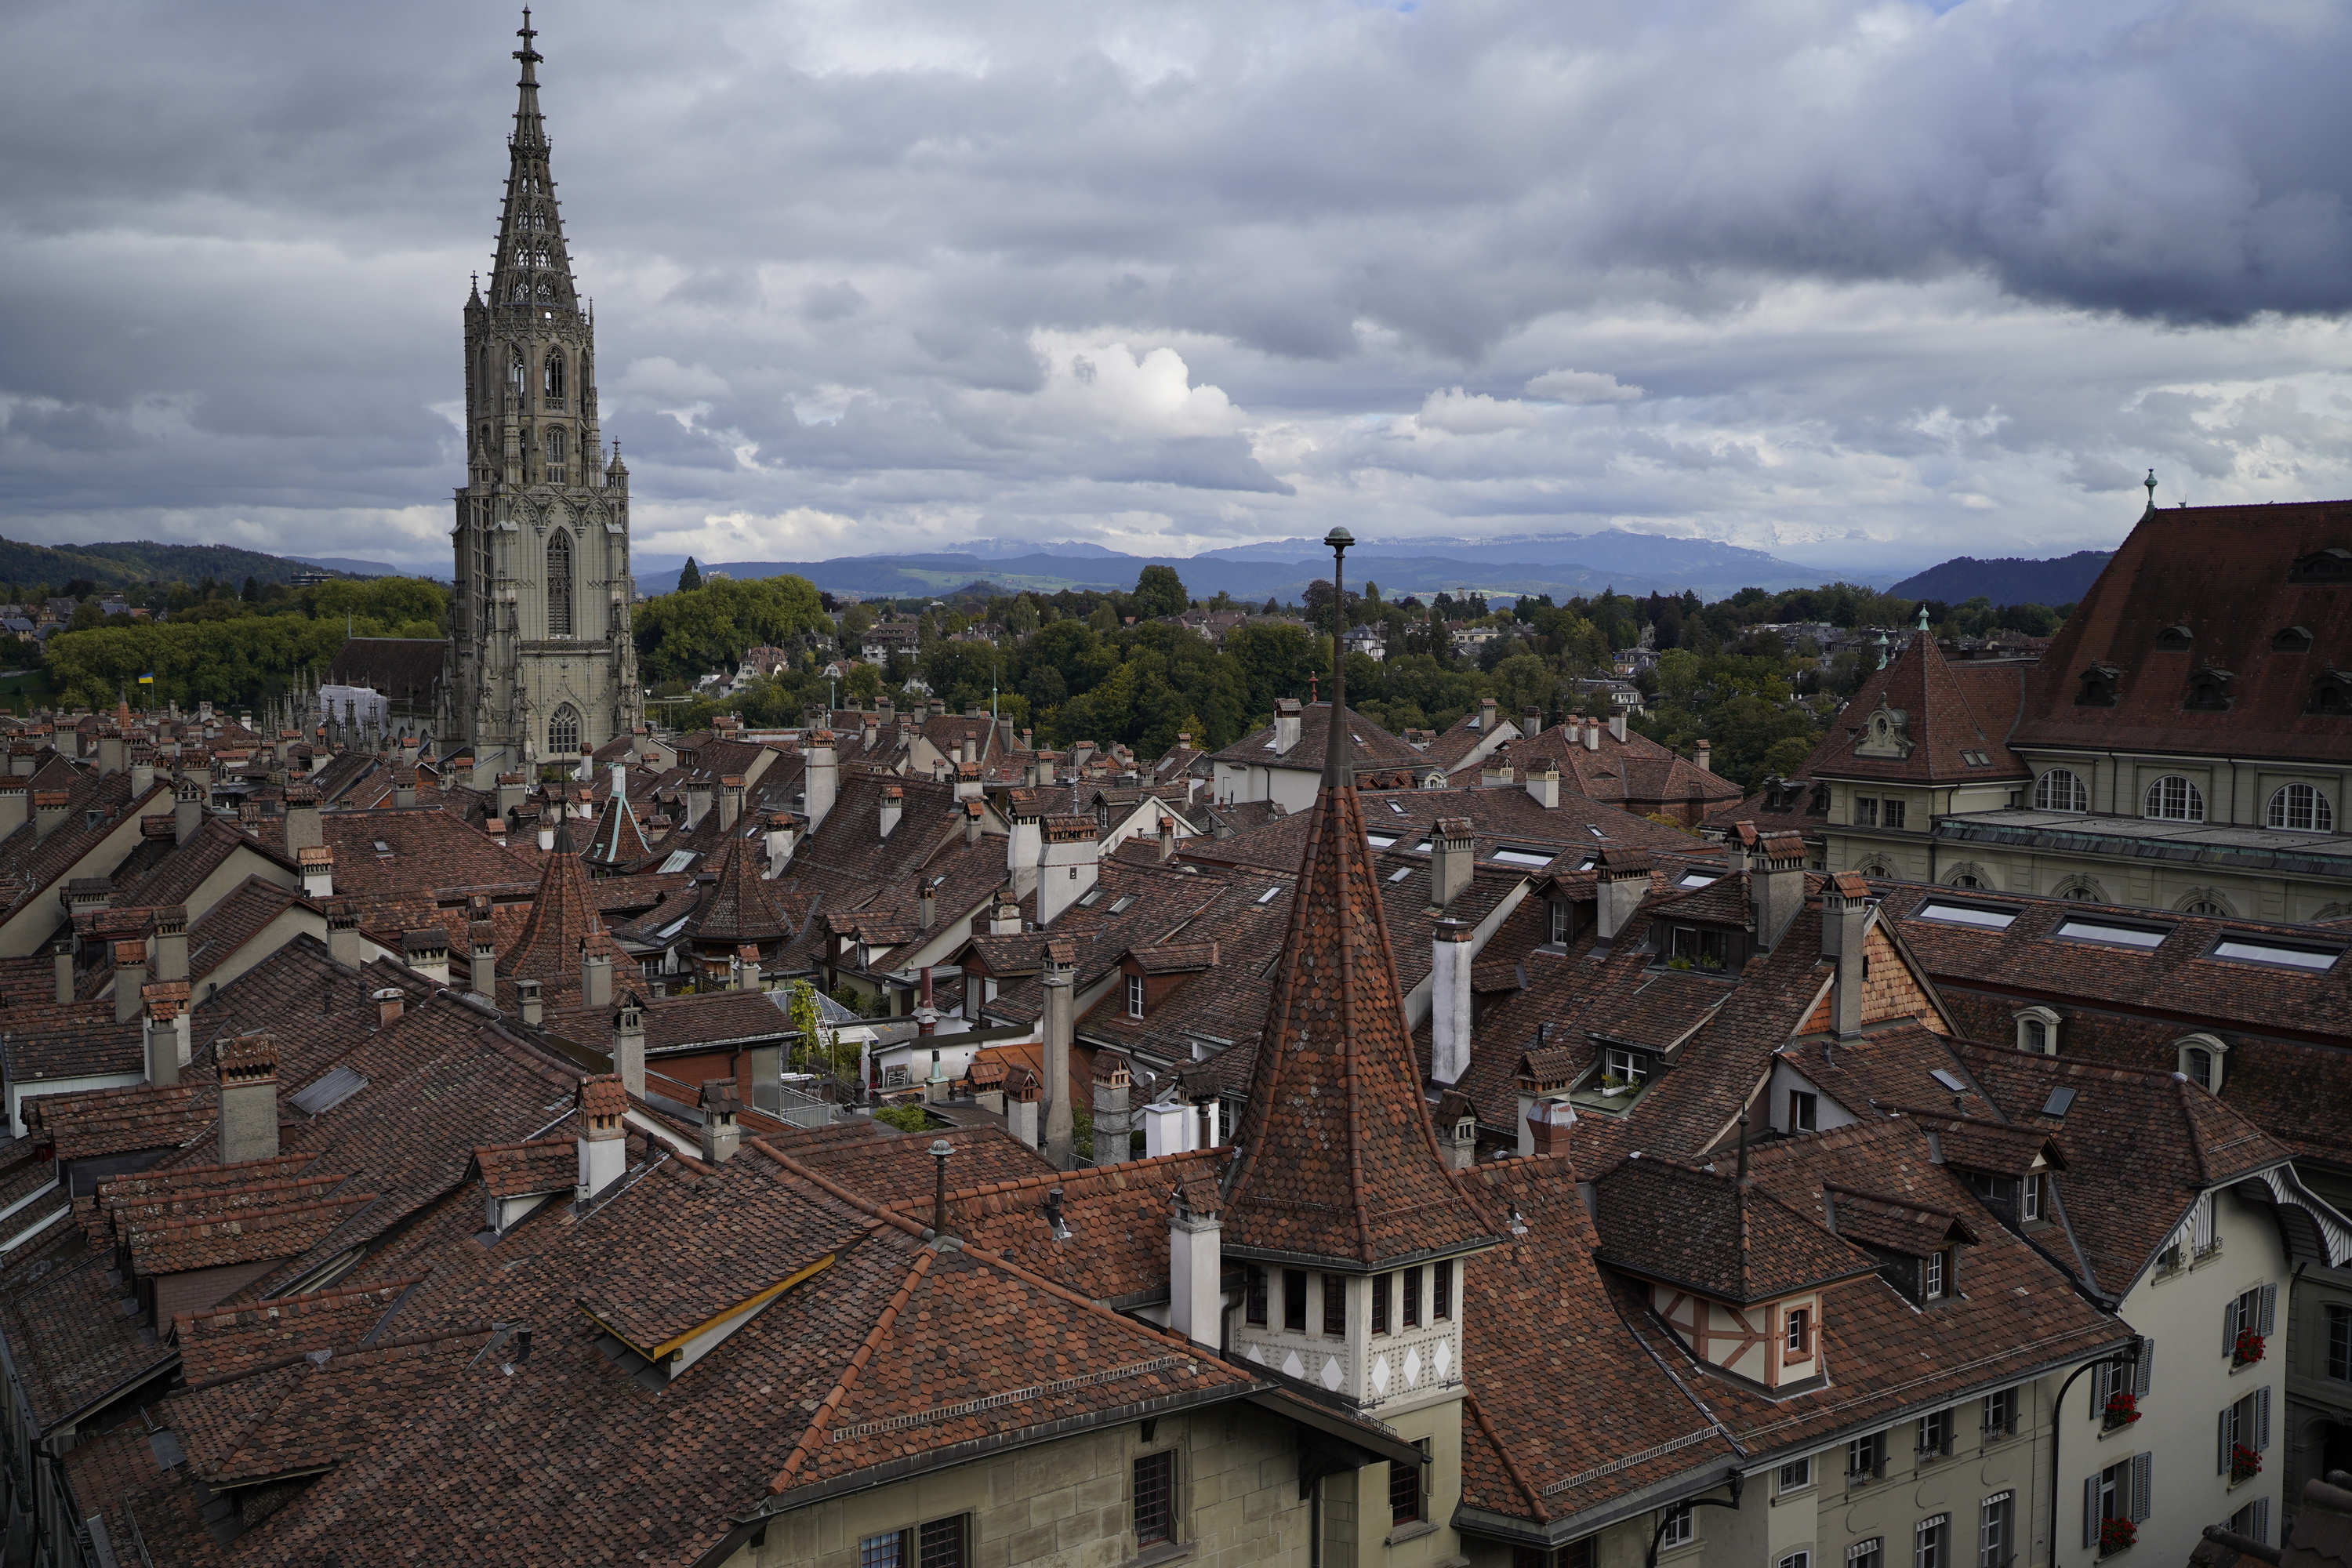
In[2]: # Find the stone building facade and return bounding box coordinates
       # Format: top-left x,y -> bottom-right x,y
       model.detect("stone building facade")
444,15 -> 641,770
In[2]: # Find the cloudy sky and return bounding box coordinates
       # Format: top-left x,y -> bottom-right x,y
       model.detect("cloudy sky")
5,0 -> 2352,579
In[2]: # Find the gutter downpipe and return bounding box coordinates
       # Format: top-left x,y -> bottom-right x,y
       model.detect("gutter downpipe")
2047,1336 -> 2142,1568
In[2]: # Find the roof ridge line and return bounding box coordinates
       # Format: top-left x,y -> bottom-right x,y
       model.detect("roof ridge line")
767,1247 -> 935,1493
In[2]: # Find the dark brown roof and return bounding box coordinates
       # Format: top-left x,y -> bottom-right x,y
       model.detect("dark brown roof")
1810,624 -> 2030,784
1591,1153 -> 1877,1301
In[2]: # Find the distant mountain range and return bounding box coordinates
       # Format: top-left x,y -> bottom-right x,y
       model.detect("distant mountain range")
1889,551 -> 2112,607
640,529 -> 1849,604
0,537 -> 397,593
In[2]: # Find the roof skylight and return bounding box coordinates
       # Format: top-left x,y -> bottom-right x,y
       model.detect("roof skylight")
1254,886 -> 1282,905
1388,866 -> 1412,883
1676,872 -> 1719,890
1489,848 -> 1552,868
2054,917 -> 2171,949
1916,899 -> 2020,931
2209,937 -> 2343,972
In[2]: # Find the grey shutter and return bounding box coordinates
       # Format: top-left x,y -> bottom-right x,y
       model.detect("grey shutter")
2251,1498 -> 2270,1544
2256,1385 -> 2272,1450
2218,1409 -> 2232,1475
2259,1283 -> 2278,1337
2226,1295 -> 2241,1355
2083,1476 -> 2100,1550
2134,1338 -> 2154,1397
2130,1453 -> 2152,1523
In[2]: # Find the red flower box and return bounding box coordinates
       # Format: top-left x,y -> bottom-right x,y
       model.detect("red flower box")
2103,1392 -> 2141,1428
2234,1328 -> 2267,1366
2100,1517 -> 2137,1556
2231,1443 -> 2263,1484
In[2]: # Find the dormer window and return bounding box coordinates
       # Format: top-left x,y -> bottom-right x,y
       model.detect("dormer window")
2176,1033 -> 2227,1091
1126,973 -> 1145,1018
2076,665 -> 2121,706
2015,1007 -> 2060,1054
1784,1306 -> 1813,1359
2309,670 -> 2352,715
2155,625 -> 2194,651
1922,1250 -> 1948,1300
2290,546 -> 2352,583
2275,626 -> 2314,653
2183,666 -> 2234,711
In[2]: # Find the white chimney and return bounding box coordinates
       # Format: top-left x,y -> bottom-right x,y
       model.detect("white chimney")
613,995 -> 646,1098
1524,765 -> 1559,809
1431,920 -> 1473,1085
1584,724 -> 1601,753
1610,713 -> 1628,743
1595,849 -> 1651,942
581,950 -> 614,1009
1822,872 -> 1874,1040
299,847 -> 334,899
878,786 -> 903,840
1036,818 -> 1100,926
1168,1189 -> 1223,1347
698,1080 -> 742,1163
804,731 -> 839,830
1272,699 -> 1302,754
575,1075 -> 628,1202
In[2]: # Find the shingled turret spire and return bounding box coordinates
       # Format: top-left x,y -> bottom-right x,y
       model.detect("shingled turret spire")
1222,529 -> 1496,1274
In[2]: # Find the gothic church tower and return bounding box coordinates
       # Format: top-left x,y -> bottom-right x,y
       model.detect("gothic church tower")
448,12 -> 641,769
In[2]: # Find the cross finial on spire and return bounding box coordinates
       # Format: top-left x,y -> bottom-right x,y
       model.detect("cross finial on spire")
1322,528 -> 1353,788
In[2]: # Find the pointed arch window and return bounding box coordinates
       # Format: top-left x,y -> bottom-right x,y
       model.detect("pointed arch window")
547,704 -> 581,757
535,279 -> 555,303
543,351 -> 565,405
544,427 -> 568,486
546,528 -> 574,637
507,347 -> 526,402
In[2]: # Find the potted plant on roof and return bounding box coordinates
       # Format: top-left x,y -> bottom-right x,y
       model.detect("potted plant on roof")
2233,1326 -> 2266,1367
2102,1390 -> 2140,1431
2230,1443 -> 2262,1486
2100,1517 -> 2136,1557
1598,1073 -> 1628,1098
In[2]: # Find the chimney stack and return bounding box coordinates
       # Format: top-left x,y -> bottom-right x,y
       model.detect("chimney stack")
0,779 -> 27,839
1005,1069 -> 1041,1149
373,986 -> 406,1027
1584,722 -> 1601,753
698,1080 -> 741,1163
575,1075 -> 628,1203
1753,831 -> 1809,951
214,1034 -> 279,1164
326,900 -> 366,969
1526,1098 -> 1576,1159
144,1006 -> 182,1087
1156,816 -> 1176,861
32,790 -> 68,841
735,944 -> 761,992
113,941 -> 147,1025
1272,698 -> 1302,754
298,846 -> 335,899
581,949 -> 614,1009
1036,817 -> 1102,927
1041,941 -> 1076,1169
877,785 -> 902,840
1524,764 -> 1559,810
1695,739 -> 1713,775
283,788 -> 322,853
1821,871 -> 1875,1040
517,977 -> 543,1027
1610,713 -> 1628,743
151,906 -> 187,984
804,731 -> 838,829
496,772 -> 528,821
764,812 -> 795,876
1431,816 -> 1475,908
1090,1052 -> 1133,1168
391,768 -> 417,809
1479,696 -> 1499,733
469,922 -> 498,997
50,940 -> 72,1006
684,779 -> 714,830
613,994 -> 646,1098
719,775 -> 744,832
1167,1178 -> 1223,1346
1522,706 -> 1544,739
401,929 -> 452,985
1430,920 -> 1473,1085
916,878 -> 937,931
1595,848 -> 1653,942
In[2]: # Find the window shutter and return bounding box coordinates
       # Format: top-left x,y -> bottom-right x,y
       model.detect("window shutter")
2251,1498 -> 2270,1544
2218,1410 -> 2232,1475
2134,1338 -> 2154,1397
2131,1454 -> 2152,1524
2225,1298 -> 2240,1356
2256,1385 -> 2272,1450
2259,1283 -> 2278,1337
2083,1476 -> 2100,1551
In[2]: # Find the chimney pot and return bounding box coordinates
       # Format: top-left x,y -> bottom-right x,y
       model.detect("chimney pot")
373,985 -> 406,1026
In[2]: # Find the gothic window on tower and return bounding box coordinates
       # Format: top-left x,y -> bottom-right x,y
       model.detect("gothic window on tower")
548,704 -> 581,757
543,351 -> 564,408
547,529 -> 574,636
546,428 -> 568,486
535,279 -> 555,303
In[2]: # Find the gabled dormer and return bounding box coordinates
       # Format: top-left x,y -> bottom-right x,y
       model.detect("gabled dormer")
1851,700 -> 1915,760
1821,1185 -> 1977,1305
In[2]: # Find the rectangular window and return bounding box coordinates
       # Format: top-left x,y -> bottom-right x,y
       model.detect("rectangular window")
1603,1047 -> 1649,1084
917,1515 -> 967,1568
1780,1555 -> 1812,1568
1884,799 -> 1907,830
1849,1541 -> 1884,1568
1372,1272 -> 1391,1334
1983,1386 -> 2018,1438
1924,1250 -> 1947,1301
1918,1408 -> 1955,1459
2021,1174 -> 2043,1223
859,1532 -> 906,1568
1785,1308 -> 1813,1359
1788,1091 -> 1818,1132
1127,973 -> 1145,1018
2328,1304 -> 2352,1381
1389,1440 -> 1428,1526
1659,1504 -> 1694,1549
1244,1265 -> 1268,1327
1133,1450 -> 1177,1544
1550,901 -> 1573,944
1778,1456 -> 1813,1494
1434,1260 -> 1453,1321
1849,1431 -> 1887,1482
1914,1513 -> 1949,1568
1856,797 -> 1878,827
1977,1492 -> 2013,1568
1283,1269 -> 1308,1332
1403,1267 -> 1421,1329
1323,1274 -> 1348,1337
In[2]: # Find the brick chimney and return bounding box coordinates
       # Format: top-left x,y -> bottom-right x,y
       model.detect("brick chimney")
698,1080 -> 741,1163
575,1074 -> 628,1203
215,1033 -> 279,1165
298,846 -> 334,899
112,939 -> 148,1024
1430,920 -> 1473,1085
612,993 -> 646,1098
1431,816 -> 1475,908
1526,1097 -> 1576,1159
373,986 -> 406,1026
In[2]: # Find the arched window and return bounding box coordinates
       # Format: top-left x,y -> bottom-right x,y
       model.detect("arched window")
2183,900 -> 2228,916
2176,1035 -> 2227,1093
535,279 -> 555,303
2143,775 -> 2205,822
507,347 -> 525,401
2034,768 -> 2089,813
2016,1007 -> 2061,1055
1951,874 -> 1982,889
546,529 -> 574,637
543,351 -> 564,402
547,703 -> 581,757
2267,782 -> 2334,833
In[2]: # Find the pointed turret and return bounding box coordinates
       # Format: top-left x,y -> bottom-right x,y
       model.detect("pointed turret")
1223,528 -> 1497,1273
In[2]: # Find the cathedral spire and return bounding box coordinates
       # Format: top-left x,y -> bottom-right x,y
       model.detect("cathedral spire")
491,9 -> 578,314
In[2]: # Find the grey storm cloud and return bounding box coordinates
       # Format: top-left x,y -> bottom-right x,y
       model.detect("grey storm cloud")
2,0 -> 2351,575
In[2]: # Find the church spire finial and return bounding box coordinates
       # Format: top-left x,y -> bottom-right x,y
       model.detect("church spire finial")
1323,528 -> 1352,788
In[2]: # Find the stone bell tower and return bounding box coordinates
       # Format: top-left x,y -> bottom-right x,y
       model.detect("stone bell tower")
446,11 -> 641,771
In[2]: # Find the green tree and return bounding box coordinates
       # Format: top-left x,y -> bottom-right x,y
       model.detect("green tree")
678,557 -> 702,593
632,575 -> 831,684
1132,564 -> 1189,620
1088,603 -> 1118,632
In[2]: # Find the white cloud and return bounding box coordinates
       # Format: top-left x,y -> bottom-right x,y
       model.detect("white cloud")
1524,368 -> 1643,405
1414,387 -> 1544,434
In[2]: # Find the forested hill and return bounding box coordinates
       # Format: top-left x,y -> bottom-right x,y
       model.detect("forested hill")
1889,551 -> 2111,607
0,536 -> 376,592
